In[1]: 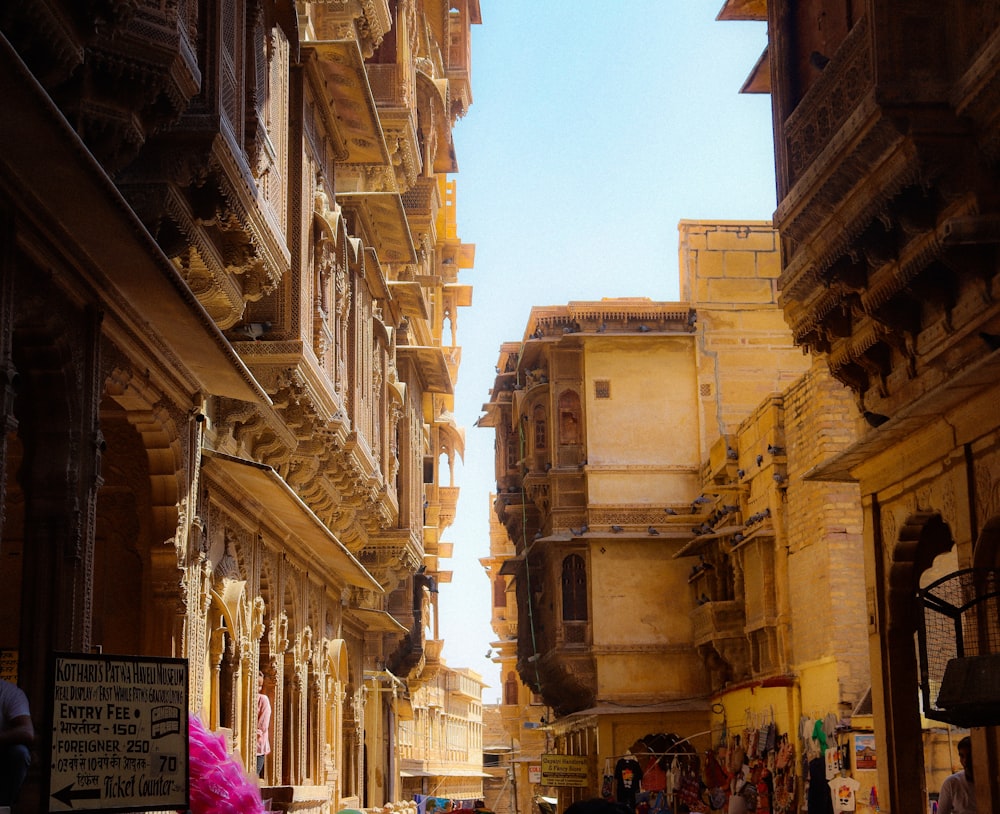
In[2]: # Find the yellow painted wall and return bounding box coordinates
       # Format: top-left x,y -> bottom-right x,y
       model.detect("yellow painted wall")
585,336 -> 701,505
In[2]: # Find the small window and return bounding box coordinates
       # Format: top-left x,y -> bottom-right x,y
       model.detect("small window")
505,437 -> 518,470
594,380 -> 611,399
504,671 -> 519,705
533,404 -> 547,449
561,554 -> 587,621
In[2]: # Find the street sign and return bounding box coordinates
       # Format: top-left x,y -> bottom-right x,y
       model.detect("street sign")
540,754 -> 589,787
49,653 -> 189,812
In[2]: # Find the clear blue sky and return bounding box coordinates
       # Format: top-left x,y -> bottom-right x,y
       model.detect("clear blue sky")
436,1 -> 776,703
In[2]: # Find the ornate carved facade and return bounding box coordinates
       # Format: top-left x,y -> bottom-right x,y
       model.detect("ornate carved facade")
0,1 -> 479,812
722,0 -> 1000,810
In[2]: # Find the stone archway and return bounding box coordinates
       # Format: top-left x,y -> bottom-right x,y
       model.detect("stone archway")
879,510 -> 954,814
100,367 -> 191,658
973,517 -> 1000,569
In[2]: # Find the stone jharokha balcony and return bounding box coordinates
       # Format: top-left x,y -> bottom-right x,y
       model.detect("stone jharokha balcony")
438,486 -> 459,529
422,639 -> 444,680
691,599 -> 745,647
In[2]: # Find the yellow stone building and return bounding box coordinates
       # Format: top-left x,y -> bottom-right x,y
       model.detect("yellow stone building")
0,2 -> 480,813
482,499 -> 549,814
398,664 -> 488,803
720,1 -> 1000,810
481,222 -> 871,811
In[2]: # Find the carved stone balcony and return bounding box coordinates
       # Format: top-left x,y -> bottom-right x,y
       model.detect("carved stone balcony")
692,600 -> 751,689
691,600 -> 746,648
356,529 -> 423,588
425,639 -> 444,660
771,11 -> 1000,421
438,486 -> 459,531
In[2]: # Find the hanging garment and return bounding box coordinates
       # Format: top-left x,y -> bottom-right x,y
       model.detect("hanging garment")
824,747 -> 842,780
728,735 -> 746,775
775,736 -> 794,771
615,757 -> 644,808
806,757 -> 834,814
601,759 -> 614,801
772,770 -> 796,814
641,759 -> 667,792
706,750 -> 729,789
827,776 -> 860,812
678,768 -> 702,807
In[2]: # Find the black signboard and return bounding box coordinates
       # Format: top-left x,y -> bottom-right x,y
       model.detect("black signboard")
49,653 -> 188,812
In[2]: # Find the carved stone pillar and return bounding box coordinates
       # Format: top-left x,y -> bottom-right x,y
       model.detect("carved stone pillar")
268,610 -> 288,784
208,613 -> 226,731
183,557 -> 213,716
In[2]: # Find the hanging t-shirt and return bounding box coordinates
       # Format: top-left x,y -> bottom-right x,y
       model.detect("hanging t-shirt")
825,747 -> 842,779
615,757 -> 643,807
828,776 -> 860,812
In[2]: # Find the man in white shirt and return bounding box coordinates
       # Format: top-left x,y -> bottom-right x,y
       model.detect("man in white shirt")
938,736 -> 976,814
0,678 -> 33,806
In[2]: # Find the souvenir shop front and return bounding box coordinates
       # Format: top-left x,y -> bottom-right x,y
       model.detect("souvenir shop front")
545,702 -> 711,813
704,687 -> 874,814
582,693 -> 877,814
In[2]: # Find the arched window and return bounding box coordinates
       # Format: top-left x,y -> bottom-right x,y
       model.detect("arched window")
561,554 -> 587,621
504,671 -> 519,705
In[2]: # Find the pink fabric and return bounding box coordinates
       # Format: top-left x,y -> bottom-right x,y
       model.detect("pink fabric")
187,714 -> 264,814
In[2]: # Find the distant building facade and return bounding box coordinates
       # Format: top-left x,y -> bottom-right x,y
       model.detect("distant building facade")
0,1 -> 479,812
480,222 -> 869,810
399,664 -> 488,803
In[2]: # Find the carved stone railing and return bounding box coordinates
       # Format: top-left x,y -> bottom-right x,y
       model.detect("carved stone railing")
691,600 -> 745,647
782,16 -> 873,187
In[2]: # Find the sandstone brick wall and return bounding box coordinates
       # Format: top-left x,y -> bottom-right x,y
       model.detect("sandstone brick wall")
783,359 -> 869,707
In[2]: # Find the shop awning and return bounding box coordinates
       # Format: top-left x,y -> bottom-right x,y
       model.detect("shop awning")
347,607 -> 407,633
201,449 -> 381,591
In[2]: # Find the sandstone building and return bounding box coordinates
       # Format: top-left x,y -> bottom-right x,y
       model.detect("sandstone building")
481,499 -> 548,814
398,663 -> 488,803
0,1 -> 480,812
481,222 -> 870,810
721,0 -> 1000,810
